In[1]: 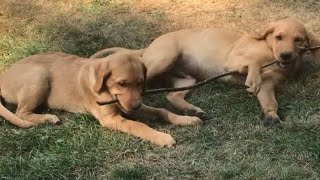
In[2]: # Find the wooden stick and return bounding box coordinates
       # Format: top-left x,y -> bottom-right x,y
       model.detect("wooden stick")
144,60 -> 277,95
306,45 -> 320,51
97,61 -> 278,105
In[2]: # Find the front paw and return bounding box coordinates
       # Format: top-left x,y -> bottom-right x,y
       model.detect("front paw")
153,132 -> 176,147
184,107 -> 206,118
263,114 -> 281,127
245,74 -> 262,95
173,115 -> 203,126
44,114 -> 61,125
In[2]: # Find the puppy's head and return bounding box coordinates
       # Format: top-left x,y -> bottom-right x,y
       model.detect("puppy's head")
92,53 -> 146,114
252,18 -> 309,69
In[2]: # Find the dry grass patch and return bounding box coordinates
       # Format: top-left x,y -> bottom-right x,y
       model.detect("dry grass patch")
128,0 -> 320,32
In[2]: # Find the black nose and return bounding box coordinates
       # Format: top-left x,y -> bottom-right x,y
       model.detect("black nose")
280,51 -> 292,61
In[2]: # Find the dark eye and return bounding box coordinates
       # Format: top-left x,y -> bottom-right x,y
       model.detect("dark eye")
276,35 -> 282,41
117,81 -> 126,87
294,37 -> 303,42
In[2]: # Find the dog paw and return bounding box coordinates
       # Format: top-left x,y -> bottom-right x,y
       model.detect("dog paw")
186,116 -> 203,125
184,107 -> 206,118
263,114 -> 281,127
246,87 -> 259,95
154,132 -> 176,147
176,116 -> 203,126
245,76 -> 262,95
44,115 -> 61,125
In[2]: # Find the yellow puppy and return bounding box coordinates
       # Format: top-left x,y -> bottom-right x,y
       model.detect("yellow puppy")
91,18 -> 320,126
0,52 -> 202,147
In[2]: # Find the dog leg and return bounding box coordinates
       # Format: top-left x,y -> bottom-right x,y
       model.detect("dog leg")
245,63 -> 262,95
225,61 -> 262,95
98,114 -> 176,147
138,104 -> 202,126
14,71 -> 60,126
15,110 -> 60,125
256,79 -> 280,126
166,76 -> 206,117
142,44 -> 180,80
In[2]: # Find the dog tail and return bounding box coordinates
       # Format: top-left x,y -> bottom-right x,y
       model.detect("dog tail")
90,47 -> 144,58
0,81 -> 35,128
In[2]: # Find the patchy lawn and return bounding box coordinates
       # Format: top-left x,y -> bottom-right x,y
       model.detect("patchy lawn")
0,0 -> 320,179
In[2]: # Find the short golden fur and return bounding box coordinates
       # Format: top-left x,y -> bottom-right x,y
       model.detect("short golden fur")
91,18 -> 320,126
0,52 -> 202,147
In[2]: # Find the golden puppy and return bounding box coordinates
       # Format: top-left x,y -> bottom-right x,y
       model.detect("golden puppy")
91,18 -> 320,126
0,52 -> 202,147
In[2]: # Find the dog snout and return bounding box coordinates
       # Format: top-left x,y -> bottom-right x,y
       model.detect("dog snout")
280,51 -> 293,61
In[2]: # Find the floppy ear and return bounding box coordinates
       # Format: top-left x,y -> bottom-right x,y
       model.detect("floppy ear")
307,30 -> 320,61
251,22 -> 275,40
93,61 -> 111,93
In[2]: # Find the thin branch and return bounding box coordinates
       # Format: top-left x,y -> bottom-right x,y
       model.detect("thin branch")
97,61 -> 278,105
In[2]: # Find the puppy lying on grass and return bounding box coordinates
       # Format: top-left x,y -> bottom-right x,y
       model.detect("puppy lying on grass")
92,18 -> 320,126
0,52 -> 201,147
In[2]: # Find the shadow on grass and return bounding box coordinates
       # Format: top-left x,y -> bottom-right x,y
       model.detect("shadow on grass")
35,0 -> 169,57
1,0 -> 169,58
111,164 -> 149,180
41,13 -> 167,57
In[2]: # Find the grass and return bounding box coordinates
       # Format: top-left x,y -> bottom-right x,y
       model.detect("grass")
1,0 -> 320,179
